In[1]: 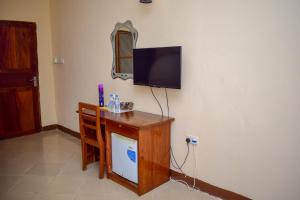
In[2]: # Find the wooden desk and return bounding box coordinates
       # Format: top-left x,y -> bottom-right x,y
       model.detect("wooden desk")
83,110 -> 174,195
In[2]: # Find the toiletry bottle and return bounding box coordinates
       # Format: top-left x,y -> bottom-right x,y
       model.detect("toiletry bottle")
98,84 -> 104,107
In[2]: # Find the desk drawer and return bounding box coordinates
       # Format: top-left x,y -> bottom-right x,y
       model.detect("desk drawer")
107,121 -> 138,140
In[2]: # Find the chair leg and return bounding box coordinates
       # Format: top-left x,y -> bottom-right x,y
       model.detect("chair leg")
99,146 -> 105,179
81,142 -> 87,171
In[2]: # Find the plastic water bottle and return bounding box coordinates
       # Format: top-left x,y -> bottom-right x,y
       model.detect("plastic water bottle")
108,93 -> 115,112
115,95 -> 121,113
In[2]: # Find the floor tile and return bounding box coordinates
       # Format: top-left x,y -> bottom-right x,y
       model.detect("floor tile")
8,175 -> 54,193
0,175 -> 22,194
40,151 -> 74,163
0,160 -> 37,176
32,193 -> 75,200
58,157 -> 99,178
39,175 -> 86,195
26,162 -> 65,176
0,192 -> 35,200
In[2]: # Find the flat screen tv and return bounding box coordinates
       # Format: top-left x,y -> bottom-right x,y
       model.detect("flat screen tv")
133,46 -> 181,89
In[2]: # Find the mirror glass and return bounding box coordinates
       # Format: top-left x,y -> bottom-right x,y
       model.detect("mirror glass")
111,21 -> 138,80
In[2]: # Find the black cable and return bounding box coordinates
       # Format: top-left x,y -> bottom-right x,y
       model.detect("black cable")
171,147 -> 182,171
151,87 -> 189,173
165,87 -> 189,172
150,87 -> 163,117
170,158 -> 184,174
180,143 -> 189,169
170,143 -> 190,173
164,88 -> 169,118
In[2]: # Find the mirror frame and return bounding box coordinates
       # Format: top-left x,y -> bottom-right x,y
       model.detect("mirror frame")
110,20 -> 138,80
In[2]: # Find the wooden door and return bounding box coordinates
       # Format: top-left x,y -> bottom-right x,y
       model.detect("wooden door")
0,20 -> 41,139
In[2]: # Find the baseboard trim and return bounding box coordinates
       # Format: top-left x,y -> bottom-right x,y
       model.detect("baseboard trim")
57,125 -> 80,139
51,124 -> 250,200
42,124 -> 80,139
170,170 -> 250,200
42,124 -> 58,131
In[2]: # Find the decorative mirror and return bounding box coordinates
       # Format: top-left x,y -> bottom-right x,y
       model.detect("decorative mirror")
111,20 -> 138,80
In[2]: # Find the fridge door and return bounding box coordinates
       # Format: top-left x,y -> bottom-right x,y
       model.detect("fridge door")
111,132 -> 138,183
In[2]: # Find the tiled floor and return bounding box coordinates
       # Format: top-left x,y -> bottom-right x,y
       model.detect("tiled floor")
0,130 -> 216,200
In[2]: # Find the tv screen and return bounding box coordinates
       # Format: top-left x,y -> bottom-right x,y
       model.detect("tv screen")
133,46 -> 181,89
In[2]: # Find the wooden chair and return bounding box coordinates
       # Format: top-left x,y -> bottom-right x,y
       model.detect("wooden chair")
78,102 -> 105,178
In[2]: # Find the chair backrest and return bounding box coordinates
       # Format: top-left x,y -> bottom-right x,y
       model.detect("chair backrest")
78,102 -> 104,147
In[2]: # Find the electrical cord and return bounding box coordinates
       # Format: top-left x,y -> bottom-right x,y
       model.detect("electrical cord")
170,176 -> 192,190
150,87 -> 163,117
151,88 -> 215,197
171,150 -> 185,175
170,143 -> 189,173
164,88 -> 169,118
192,145 -> 196,188
170,176 -> 201,192
152,87 -> 187,173
164,90 -> 214,196
171,145 -> 203,192
170,158 -> 183,174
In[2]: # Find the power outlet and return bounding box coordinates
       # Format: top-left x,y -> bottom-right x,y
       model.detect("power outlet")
186,135 -> 199,145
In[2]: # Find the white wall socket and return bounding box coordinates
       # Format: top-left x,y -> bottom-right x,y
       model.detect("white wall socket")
187,135 -> 199,145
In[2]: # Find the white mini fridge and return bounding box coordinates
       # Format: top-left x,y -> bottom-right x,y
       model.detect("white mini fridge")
111,133 -> 138,184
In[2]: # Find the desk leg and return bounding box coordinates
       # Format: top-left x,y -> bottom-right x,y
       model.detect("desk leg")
105,127 -> 112,174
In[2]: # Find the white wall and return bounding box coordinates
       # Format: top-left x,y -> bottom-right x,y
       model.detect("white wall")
0,0 -> 57,126
50,0 -> 300,199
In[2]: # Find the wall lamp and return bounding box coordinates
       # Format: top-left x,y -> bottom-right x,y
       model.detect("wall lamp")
140,0 -> 152,3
